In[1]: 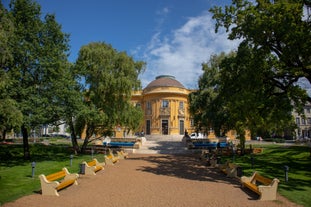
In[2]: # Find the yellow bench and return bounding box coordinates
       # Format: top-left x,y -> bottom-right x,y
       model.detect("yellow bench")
252,148 -> 263,154
218,161 -> 240,178
39,167 -> 79,196
104,151 -> 119,165
82,158 -> 105,175
241,171 -> 279,200
117,150 -> 129,159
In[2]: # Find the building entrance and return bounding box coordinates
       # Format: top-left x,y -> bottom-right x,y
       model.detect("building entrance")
162,120 -> 168,135
146,120 -> 151,135
179,120 -> 184,135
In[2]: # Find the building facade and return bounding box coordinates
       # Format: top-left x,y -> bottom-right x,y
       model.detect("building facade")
131,75 -> 194,136
293,103 -> 311,139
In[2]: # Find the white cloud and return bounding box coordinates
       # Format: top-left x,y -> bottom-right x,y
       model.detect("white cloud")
139,11 -> 240,89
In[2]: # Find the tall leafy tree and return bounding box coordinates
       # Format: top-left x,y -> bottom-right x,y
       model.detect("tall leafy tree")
189,52 -> 232,136
74,42 -> 145,152
0,3 -> 23,140
210,0 -> 311,105
218,43 -> 296,152
7,0 -> 71,159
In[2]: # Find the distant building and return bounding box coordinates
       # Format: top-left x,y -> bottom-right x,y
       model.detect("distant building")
129,75 -> 194,136
293,103 -> 311,139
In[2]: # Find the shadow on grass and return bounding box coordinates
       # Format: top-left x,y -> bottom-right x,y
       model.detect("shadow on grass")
0,144 -> 73,167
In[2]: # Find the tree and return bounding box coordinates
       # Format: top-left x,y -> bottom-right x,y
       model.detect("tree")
190,43 -> 298,153
0,3 -> 23,140
189,52 -> 232,136
74,42 -> 145,152
7,0 -> 71,159
210,0 -> 311,104
218,43 -> 296,152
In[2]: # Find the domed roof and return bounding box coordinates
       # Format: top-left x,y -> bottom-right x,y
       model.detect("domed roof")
144,75 -> 185,90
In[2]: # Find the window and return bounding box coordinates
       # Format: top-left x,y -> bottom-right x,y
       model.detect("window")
307,118 -> 311,124
179,101 -> 184,109
190,119 -> 194,127
146,101 -> 151,109
136,103 -> 141,108
162,100 -> 169,108
296,117 -> 300,125
302,118 -> 306,125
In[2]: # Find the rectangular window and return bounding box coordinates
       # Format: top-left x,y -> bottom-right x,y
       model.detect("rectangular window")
146,101 -> 151,109
179,101 -> 184,109
302,118 -> 306,125
190,119 -> 194,127
307,118 -> 311,124
162,100 -> 169,108
296,117 -> 300,125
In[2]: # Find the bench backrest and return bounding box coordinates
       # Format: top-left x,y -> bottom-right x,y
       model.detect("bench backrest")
46,169 -> 66,181
87,160 -> 97,167
254,173 -> 272,185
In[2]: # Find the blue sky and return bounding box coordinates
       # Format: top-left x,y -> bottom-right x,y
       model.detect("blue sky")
4,0 -> 240,88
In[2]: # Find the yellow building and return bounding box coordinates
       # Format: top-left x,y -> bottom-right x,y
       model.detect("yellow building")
131,75 -> 193,136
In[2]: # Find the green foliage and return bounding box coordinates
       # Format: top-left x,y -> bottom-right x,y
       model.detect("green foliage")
1,0 -> 76,158
210,0 -> 311,103
74,42 -> 145,149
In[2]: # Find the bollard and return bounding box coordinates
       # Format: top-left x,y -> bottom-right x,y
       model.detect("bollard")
284,165 -> 289,182
251,154 -> 254,169
31,161 -> 36,178
91,148 -> 94,159
70,154 -> 74,167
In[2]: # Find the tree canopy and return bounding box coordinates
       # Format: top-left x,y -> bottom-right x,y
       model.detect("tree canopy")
2,0 -> 73,159
210,0 -> 311,104
190,1 -> 310,146
74,42 -> 145,152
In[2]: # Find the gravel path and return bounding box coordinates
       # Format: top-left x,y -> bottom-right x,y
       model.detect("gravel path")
3,153 -> 301,207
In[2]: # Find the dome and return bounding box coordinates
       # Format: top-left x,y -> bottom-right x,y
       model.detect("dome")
144,75 -> 185,90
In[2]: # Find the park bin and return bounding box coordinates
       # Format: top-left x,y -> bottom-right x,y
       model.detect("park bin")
79,163 -> 85,174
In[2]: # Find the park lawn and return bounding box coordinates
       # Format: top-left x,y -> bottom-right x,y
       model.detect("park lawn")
0,144 -> 104,205
232,143 -> 311,207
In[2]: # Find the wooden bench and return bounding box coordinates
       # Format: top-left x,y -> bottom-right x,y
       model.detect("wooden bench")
241,171 -> 280,200
218,161 -> 240,178
82,158 -> 105,175
116,150 -> 129,159
252,148 -> 263,154
39,167 -> 79,196
104,150 -> 119,165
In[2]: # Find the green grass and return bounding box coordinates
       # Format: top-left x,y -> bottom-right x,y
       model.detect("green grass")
224,143 -> 311,207
0,143 -> 105,205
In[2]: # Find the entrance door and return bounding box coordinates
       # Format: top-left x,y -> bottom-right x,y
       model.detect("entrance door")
179,120 -> 184,135
146,120 -> 151,135
162,120 -> 168,135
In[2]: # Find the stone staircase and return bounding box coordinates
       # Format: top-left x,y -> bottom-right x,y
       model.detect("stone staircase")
135,135 -> 190,154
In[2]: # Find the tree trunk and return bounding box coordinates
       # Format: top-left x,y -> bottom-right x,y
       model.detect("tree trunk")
80,125 -> 93,154
69,119 -> 80,155
21,124 -> 30,160
1,129 -> 6,141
